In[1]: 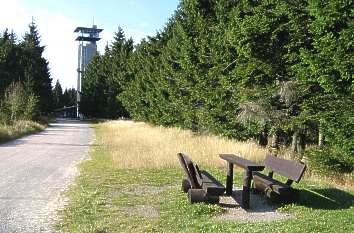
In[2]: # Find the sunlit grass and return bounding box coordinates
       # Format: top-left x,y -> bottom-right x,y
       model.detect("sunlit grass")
94,120 -> 354,189
57,120 -> 354,233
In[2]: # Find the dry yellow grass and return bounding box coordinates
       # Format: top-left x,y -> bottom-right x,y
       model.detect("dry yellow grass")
0,120 -> 44,143
95,120 -> 268,169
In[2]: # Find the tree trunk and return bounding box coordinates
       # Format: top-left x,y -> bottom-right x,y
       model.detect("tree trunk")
291,129 -> 299,153
318,127 -> 324,147
258,129 -> 268,147
271,133 -> 279,150
296,130 -> 306,156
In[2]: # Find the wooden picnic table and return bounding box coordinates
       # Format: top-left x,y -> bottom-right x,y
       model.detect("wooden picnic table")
219,154 -> 264,209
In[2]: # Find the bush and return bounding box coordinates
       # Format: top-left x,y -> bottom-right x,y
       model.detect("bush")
0,82 -> 38,124
306,147 -> 354,174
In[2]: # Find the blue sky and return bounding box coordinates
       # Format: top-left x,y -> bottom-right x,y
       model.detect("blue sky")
0,0 -> 180,88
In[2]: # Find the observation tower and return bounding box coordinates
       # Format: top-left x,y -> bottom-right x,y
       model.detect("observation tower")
74,25 -> 103,118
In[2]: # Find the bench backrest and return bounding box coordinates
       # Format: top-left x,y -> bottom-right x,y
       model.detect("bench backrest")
264,155 -> 306,183
177,153 -> 203,188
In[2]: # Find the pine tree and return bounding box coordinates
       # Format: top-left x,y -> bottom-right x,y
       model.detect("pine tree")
294,0 -> 354,170
62,88 -> 76,107
21,20 -> 53,114
0,29 -> 23,97
52,80 -> 63,109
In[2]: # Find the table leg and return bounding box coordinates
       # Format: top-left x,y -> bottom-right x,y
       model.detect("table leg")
226,163 -> 233,195
242,169 -> 252,209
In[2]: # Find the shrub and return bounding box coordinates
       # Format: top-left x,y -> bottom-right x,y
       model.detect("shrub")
306,147 -> 354,174
0,82 -> 38,123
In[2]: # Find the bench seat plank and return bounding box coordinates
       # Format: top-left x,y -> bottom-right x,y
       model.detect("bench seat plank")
253,172 -> 291,195
252,155 -> 306,203
200,171 -> 225,196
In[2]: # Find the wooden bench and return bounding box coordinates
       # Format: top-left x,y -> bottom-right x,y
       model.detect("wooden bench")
252,155 -> 306,203
177,153 -> 225,203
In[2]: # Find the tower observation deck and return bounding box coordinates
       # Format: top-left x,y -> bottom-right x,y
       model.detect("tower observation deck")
74,25 -> 103,118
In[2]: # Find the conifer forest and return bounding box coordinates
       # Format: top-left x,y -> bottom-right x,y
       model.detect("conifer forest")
81,0 -> 353,173
1,0 -> 353,173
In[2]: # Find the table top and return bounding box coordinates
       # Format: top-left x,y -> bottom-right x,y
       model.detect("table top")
219,154 -> 265,171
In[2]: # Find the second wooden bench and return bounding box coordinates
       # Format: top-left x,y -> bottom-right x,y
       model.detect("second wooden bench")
253,155 -> 306,203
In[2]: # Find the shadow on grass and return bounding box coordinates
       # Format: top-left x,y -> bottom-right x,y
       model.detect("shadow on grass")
298,188 -> 354,210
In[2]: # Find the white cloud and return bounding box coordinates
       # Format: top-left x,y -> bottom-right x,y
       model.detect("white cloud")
0,0 -> 28,33
0,0 -> 81,89
35,11 -> 80,89
98,29 -> 114,51
0,0 -> 154,89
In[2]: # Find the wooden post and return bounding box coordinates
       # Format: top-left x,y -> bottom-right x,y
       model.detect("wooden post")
181,179 -> 191,193
242,169 -> 252,209
226,162 -> 233,195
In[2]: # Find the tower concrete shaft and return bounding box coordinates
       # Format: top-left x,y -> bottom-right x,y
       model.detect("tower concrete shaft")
74,25 -> 103,118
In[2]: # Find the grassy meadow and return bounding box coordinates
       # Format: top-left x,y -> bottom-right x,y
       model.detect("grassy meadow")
99,120 -> 268,169
57,120 -> 354,233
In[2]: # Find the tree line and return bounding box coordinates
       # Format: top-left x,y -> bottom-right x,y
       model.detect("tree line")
82,0 -> 353,173
0,21 -> 76,123
52,80 -> 77,110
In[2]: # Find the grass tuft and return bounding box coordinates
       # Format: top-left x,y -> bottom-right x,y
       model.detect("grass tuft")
0,120 -> 45,143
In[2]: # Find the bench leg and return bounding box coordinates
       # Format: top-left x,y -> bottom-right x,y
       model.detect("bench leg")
242,169 -> 252,209
226,163 -> 233,195
181,179 -> 191,193
188,189 -> 206,203
187,189 -> 220,204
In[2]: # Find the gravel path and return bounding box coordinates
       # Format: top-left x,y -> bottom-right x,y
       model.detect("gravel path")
0,119 -> 93,233
217,189 -> 291,222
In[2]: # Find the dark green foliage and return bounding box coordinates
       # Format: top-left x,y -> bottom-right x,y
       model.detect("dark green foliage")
306,147 -> 353,174
0,81 -> 38,124
53,80 -> 63,109
21,21 -> 53,114
0,29 -> 25,97
297,0 -> 354,95
83,0 -> 353,172
303,95 -> 354,172
62,88 -> 76,107
52,80 -> 76,110
294,0 -> 354,172
80,28 -> 133,118
80,54 -> 106,117
0,21 -> 53,116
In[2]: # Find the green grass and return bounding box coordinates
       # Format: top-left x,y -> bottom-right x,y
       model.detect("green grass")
56,144 -> 354,233
0,120 -> 45,144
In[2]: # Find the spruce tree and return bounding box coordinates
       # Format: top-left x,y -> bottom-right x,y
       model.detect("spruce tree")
62,88 -> 76,107
21,20 -> 53,114
52,80 -> 63,109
